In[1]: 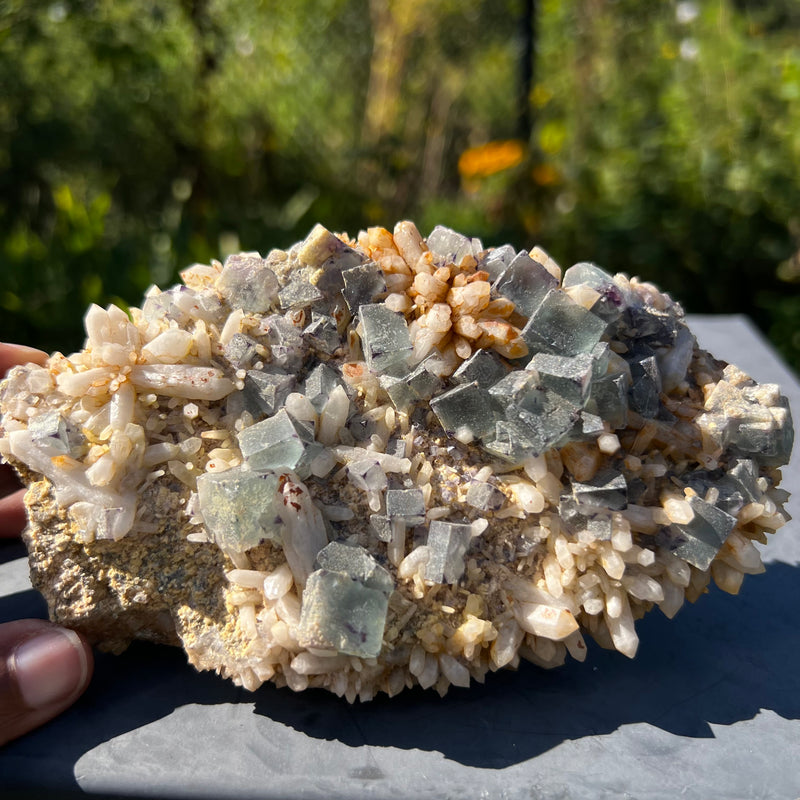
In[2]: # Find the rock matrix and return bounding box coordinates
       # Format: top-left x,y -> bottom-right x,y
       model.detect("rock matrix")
0,221 -> 793,700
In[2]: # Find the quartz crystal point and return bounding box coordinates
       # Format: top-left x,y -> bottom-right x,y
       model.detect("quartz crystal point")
0,220 -> 793,702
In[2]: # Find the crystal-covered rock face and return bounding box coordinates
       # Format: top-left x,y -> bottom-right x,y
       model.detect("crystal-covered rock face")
0,219 -> 793,703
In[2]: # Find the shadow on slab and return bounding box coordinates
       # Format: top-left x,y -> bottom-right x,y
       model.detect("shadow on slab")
1,561 -> 799,796
253,560 -> 800,766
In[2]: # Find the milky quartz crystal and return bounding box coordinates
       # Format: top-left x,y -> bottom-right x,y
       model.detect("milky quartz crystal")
0,222 -> 793,701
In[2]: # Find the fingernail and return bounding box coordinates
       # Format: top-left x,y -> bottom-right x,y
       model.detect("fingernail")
13,628 -> 89,709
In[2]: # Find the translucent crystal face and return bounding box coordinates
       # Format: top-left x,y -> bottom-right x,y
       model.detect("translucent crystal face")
259,416 -> 322,478
297,570 -> 390,658
0,218 -> 793,703
452,348 -> 508,388
520,289 -> 608,356
659,496 -> 738,570
28,411 -> 84,457
430,382 -> 503,444
239,369 -> 295,418
359,304 -> 413,373
493,251 -> 558,318
570,469 -> 628,512
425,520 -> 475,584
342,264 -> 387,313
196,468 -> 282,556
217,253 -> 279,313
385,488 -> 426,524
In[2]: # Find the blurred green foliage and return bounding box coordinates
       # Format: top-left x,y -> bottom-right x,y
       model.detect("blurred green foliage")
1,0 -> 799,371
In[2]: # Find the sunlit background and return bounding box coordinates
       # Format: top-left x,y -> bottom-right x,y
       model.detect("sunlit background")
2,0 -> 800,369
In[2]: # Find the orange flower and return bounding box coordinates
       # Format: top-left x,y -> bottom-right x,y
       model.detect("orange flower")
458,140 -> 526,179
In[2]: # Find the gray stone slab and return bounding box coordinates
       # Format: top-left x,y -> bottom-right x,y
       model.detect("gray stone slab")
1,315 -> 799,799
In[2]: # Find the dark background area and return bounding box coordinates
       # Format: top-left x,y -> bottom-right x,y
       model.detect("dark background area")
2,0 -> 799,369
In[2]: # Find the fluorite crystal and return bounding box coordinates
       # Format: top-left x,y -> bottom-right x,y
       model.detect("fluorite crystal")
0,221 -> 794,701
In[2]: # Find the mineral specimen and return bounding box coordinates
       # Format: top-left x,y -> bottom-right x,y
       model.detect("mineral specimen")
0,221 -> 794,702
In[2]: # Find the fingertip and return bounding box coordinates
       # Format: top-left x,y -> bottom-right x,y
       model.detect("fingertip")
0,487 -> 28,538
0,343 -> 49,376
0,621 -> 94,746
13,627 -> 92,709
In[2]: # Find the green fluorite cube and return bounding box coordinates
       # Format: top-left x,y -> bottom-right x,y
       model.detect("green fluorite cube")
196,467 -> 282,555
297,570 -> 390,658
520,289 -> 607,357
664,496 -> 737,570
342,263 -> 387,313
359,304 -> 413,373
430,382 -> 502,443
238,408 -> 321,478
493,251 -> 558,317
425,520 -> 474,584
453,348 -> 508,388
315,541 -> 394,595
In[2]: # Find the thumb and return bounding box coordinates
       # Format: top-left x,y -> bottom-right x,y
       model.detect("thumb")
0,619 -> 93,746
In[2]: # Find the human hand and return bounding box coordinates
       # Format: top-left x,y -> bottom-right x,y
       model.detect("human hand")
0,343 -> 93,746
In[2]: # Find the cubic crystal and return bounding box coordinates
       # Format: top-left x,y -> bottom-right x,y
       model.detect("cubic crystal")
385,488 -> 426,525
430,382 -> 502,443
359,304 -> 413,373
217,253 -> 279,313
452,348 -> 508,388
240,369 -> 296,418
278,278 -> 324,311
520,289 -> 608,357
562,262 -> 627,322
528,352 -> 594,407
303,313 -> 342,355
493,251 -> 558,318
342,263 -> 387,313
297,570 -> 389,658
426,225 -> 483,262
627,352 -> 662,418
28,411 -> 84,457
303,363 -> 343,413
224,333 -> 260,370
661,495 -> 737,570
238,408 -> 321,479
570,469 -> 628,511
425,520 -> 475,584
315,541 -> 394,596
196,467 -> 282,555
465,481 -> 505,511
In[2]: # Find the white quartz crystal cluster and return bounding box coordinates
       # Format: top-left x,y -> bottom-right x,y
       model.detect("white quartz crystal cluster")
0,221 -> 793,700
